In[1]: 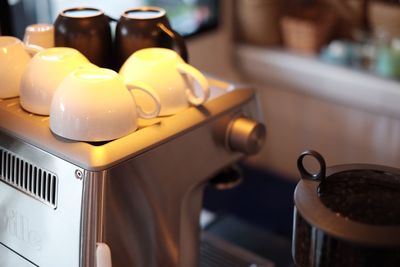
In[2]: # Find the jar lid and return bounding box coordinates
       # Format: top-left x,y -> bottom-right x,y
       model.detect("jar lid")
319,169 -> 400,226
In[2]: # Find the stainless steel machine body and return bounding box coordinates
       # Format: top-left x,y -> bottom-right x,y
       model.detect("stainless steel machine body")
0,77 -> 265,267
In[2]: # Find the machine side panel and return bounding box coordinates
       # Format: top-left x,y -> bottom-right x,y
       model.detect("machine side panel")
99,99 -> 260,267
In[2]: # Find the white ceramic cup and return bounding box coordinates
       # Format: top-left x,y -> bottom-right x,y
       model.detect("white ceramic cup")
20,47 -> 93,115
50,67 -> 161,142
23,23 -> 55,49
119,47 -> 209,116
0,36 -> 42,99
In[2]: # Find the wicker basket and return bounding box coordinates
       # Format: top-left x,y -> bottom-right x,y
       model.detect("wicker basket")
369,1 -> 400,39
236,0 -> 284,46
281,6 -> 336,54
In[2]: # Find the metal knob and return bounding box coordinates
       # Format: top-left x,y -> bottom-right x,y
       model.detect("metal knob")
226,117 -> 266,155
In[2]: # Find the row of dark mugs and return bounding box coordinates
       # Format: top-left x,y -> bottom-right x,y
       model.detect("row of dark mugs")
53,6 -> 188,71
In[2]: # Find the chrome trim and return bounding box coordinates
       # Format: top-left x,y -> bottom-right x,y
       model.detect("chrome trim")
80,170 -> 104,267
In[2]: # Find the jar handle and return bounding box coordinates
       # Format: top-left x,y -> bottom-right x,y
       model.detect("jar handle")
297,150 -> 326,181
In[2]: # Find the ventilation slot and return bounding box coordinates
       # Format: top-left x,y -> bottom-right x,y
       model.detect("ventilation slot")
0,148 -> 58,208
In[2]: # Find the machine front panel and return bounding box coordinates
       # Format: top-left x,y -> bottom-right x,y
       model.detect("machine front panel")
0,243 -> 37,267
0,131 -> 85,267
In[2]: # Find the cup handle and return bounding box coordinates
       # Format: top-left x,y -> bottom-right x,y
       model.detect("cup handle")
177,63 -> 210,106
24,44 -> 44,56
125,81 -> 161,119
157,23 -> 188,62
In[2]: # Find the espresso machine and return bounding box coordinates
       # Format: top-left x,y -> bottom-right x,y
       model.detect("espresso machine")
0,76 -> 266,267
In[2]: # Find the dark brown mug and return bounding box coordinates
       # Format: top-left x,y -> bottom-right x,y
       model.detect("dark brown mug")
54,7 -> 113,68
114,6 -> 188,70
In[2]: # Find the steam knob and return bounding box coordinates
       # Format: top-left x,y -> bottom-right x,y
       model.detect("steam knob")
227,117 -> 266,155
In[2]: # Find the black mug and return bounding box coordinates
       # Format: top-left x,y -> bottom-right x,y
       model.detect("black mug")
54,7 -> 113,68
115,6 -> 188,70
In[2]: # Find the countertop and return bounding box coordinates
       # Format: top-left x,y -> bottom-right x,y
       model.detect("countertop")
236,44 -> 400,118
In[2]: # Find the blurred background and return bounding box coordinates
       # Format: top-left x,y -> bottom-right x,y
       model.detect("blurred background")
1,0 -> 400,266
0,0 -> 218,37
